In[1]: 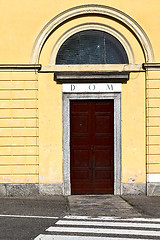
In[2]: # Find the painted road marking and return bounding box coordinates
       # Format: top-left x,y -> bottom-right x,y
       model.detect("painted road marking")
56,219 -> 160,229
64,216 -> 118,220
46,226 -> 160,236
34,216 -> 160,239
0,214 -> 58,219
64,215 -> 160,222
34,235 -> 157,240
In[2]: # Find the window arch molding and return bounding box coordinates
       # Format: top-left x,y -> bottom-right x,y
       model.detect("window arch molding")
49,23 -> 135,65
30,4 -> 154,64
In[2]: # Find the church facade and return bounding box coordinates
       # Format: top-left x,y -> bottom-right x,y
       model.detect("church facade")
0,0 -> 160,196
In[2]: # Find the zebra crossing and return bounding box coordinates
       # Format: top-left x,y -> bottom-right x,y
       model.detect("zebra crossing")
34,215 -> 160,239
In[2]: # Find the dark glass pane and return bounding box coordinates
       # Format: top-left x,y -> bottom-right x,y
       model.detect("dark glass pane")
56,34 -> 80,64
79,30 -> 105,64
104,34 -> 128,64
56,30 -> 129,65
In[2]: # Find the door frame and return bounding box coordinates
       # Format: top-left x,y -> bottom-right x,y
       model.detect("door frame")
63,93 -> 121,195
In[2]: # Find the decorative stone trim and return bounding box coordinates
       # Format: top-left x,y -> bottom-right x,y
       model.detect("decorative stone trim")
40,64 -> 144,73
30,4 -> 154,64
0,63 -> 145,73
54,71 -> 129,83
0,64 -> 41,72
147,174 -> 160,183
63,93 -> 121,195
143,63 -> 160,71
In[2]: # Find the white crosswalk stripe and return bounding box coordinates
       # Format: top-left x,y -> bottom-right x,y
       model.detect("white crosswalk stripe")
64,215 -> 160,222
34,215 -> 160,240
56,219 -> 160,229
34,236 -> 156,240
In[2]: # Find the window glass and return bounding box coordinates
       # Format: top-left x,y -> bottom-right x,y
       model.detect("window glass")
56,30 -> 129,64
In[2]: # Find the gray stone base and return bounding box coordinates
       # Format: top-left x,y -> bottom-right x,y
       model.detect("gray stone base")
122,183 -> 146,195
0,183 -> 63,197
39,184 -> 63,195
0,184 -> 39,197
2,183 -> 160,196
147,183 -> 160,196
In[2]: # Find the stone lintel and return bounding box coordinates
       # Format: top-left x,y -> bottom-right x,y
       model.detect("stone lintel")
54,71 -> 130,83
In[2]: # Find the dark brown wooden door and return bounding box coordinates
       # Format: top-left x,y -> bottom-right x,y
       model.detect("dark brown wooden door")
70,100 -> 114,195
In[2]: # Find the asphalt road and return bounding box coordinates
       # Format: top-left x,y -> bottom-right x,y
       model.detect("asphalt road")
122,195 -> 160,218
0,195 -> 160,239
0,216 -> 58,240
0,196 -> 68,240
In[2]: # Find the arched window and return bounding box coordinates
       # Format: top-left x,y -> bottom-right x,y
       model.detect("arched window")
56,30 -> 129,65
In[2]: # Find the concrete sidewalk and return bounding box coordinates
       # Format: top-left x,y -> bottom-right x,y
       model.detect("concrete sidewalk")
67,195 -> 141,218
0,195 -> 160,218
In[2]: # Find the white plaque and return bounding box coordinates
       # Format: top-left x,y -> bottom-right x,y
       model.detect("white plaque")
63,83 -> 122,93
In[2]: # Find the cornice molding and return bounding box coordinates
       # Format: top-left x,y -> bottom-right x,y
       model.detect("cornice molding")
143,63 -> 160,71
54,71 -> 130,83
0,64 -> 41,72
1,63 -> 159,73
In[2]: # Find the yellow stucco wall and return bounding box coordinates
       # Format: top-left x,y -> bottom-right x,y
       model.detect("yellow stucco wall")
0,0 -> 160,63
38,74 -> 62,184
0,72 -> 39,183
122,72 -> 146,183
0,0 -> 159,192
146,71 -> 160,180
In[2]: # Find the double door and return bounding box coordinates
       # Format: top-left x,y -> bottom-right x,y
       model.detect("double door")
70,100 -> 114,194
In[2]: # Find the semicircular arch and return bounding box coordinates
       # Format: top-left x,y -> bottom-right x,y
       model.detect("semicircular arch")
49,23 -> 135,65
30,4 -> 154,64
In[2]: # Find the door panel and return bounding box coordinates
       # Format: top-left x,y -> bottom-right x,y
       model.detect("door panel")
72,150 -> 90,167
70,100 -> 114,194
95,150 -> 112,167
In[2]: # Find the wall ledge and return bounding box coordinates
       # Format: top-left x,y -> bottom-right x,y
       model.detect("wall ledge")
143,63 -> 160,71
0,64 -> 41,72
